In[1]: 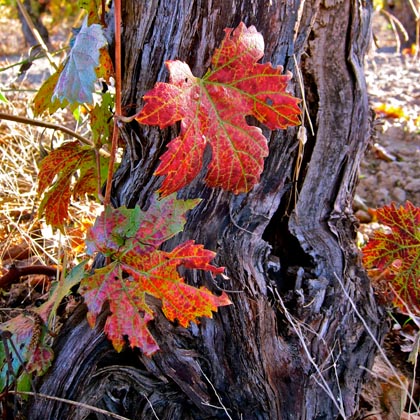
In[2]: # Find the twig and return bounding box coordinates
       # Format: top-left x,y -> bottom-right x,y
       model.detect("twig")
8,391 -> 131,420
198,364 -> 233,420
379,9 -> 409,51
335,273 -> 420,413
94,148 -> 105,202
406,0 -> 420,60
271,286 -> 347,418
143,394 -> 160,420
0,49 -> 67,74
387,285 -> 420,416
293,54 -> 314,136
101,0 -> 106,26
0,265 -> 58,289
0,112 -> 92,146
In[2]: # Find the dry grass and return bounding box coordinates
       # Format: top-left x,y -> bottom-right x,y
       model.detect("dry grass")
0,9 -> 100,270
0,94 -> 55,264
0,57 -> 99,306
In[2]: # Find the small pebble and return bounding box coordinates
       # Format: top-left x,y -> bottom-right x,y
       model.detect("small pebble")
355,210 -> 372,223
405,179 -> 420,192
391,187 -> 406,203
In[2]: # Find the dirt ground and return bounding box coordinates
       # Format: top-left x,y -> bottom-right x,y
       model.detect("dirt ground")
357,12 -> 420,213
359,52 -> 420,209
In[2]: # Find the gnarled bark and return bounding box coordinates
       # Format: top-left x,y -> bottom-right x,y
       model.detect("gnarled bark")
28,1 -> 386,419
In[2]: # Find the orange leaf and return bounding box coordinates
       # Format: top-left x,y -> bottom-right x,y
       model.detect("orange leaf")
375,103 -> 408,120
37,142 -> 106,230
32,63 -> 68,116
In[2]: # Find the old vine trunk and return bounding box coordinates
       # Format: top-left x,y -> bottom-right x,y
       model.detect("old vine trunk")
28,1 -> 385,419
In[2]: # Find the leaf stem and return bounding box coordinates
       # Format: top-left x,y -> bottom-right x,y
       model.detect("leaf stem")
103,0 -> 122,206
0,49 -> 67,74
101,0 -> 106,26
114,0 -> 122,119
0,112 -> 92,146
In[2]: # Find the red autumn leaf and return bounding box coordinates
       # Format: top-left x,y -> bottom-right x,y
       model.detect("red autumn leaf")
80,194 -> 231,355
135,22 -> 301,196
363,201 -> 420,313
38,142 -> 86,194
73,167 -> 97,199
39,176 -> 73,230
38,141 -> 107,230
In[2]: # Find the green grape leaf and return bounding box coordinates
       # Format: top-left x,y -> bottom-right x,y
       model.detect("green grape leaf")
90,91 -> 114,147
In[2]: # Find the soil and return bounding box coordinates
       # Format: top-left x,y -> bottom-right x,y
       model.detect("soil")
359,52 -> 420,210
356,12 -> 420,216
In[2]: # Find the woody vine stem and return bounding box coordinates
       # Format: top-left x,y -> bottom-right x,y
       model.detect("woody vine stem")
104,0 -> 122,207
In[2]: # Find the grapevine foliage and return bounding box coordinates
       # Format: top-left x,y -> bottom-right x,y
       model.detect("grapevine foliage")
79,194 -> 231,355
53,18 -> 106,104
0,9 -> 113,389
32,13 -> 114,230
363,201 -> 420,313
37,141 -> 105,230
136,22 -> 301,196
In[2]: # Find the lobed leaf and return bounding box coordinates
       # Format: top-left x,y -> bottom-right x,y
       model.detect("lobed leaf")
85,194 -> 200,255
80,195 -> 230,355
37,141 -> 104,230
38,177 -> 73,230
363,201 -> 420,312
53,17 -> 107,105
136,22 -> 301,196
123,240 -> 227,327
85,206 -> 142,256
